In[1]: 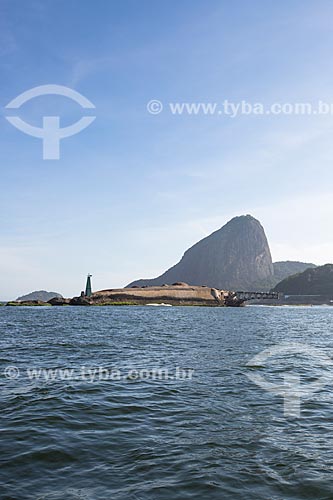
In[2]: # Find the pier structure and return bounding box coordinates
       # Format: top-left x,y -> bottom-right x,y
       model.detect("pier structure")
235,291 -> 279,301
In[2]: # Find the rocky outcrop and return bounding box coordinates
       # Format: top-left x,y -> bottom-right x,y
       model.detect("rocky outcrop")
80,283 -> 230,306
6,300 -> 51,306
48,297 -> 71,306
128,215 -> 274,291
66,284 -> 278,307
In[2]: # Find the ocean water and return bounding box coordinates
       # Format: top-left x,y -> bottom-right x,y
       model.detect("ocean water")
1,305 -> 333,500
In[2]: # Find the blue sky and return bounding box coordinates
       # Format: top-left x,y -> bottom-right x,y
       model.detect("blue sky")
1,0 -> 332,299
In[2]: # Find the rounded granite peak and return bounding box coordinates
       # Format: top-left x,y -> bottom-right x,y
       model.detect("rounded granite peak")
225,214 -> 260,225
128,214 -> 274,291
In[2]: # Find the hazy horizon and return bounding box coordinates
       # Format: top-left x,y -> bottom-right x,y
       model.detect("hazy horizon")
1,210 -> 330,300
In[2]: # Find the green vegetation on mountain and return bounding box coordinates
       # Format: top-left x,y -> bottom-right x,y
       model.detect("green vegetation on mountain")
273,261 -> 316,283
274,264 -> 333,295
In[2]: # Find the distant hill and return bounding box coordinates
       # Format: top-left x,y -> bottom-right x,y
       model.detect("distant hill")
274,264 -> 333,295
128,215 -> 275,291
273,261 -> 316,283
16,291 -> 63,302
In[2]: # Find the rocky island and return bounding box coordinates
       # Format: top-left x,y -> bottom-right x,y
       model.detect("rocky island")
7,215 -> 326,307
48,283 -> 278,307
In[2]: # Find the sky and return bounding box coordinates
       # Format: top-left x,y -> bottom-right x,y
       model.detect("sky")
0,0 -> 332,300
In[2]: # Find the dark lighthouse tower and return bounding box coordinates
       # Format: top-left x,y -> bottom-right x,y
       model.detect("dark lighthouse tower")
85,274 -> 92,297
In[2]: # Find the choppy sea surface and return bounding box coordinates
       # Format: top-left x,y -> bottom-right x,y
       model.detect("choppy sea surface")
1,305 -> 333,500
